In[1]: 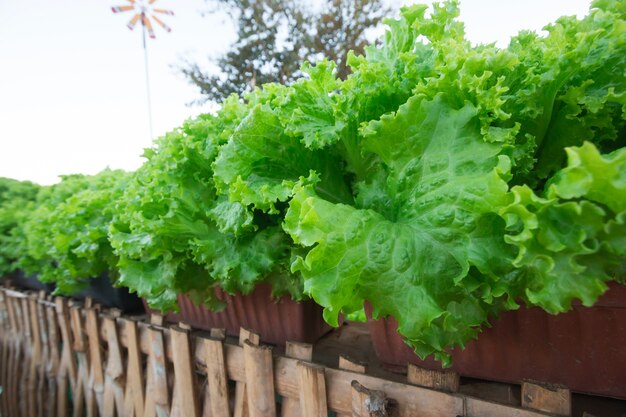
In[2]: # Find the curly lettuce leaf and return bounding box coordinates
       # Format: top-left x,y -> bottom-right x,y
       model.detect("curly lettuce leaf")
285,94 -> 516,364
213,103 -> 353,213
502,142 -> 626,312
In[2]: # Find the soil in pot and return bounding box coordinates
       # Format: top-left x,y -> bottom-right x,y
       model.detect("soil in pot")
366,282 -> 626,399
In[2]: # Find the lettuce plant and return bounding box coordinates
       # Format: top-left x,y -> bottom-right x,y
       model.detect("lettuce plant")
109,97 -> 306,311
215,0 -> 625,365
18,170 -> 130,294
0,178 -> 39,276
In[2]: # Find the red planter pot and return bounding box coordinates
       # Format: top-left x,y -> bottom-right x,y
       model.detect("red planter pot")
146,284 -> 333,345
366,282 -> 626,399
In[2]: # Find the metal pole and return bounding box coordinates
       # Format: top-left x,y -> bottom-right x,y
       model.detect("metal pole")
142,15 -> 154,141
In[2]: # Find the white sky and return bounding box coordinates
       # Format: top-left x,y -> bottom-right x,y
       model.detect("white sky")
0,0 -> 591,185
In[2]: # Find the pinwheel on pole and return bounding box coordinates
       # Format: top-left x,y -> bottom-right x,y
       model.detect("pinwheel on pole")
111,0 -> 174,140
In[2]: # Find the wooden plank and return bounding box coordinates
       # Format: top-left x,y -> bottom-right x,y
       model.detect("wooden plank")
210,328 -> 226,339
55,297 -> 75,417
45,300 -> 61,417
271,354 -> 465,417
103,315 -> 125,417
203,335 -> 230,417
150,312 -> 164,326
286,341 -> 313,362
521,381 -> 571,416
297,361 -> 327,417
351,380 -> 389,417
407,363 -> 460,393
243,340 -> 276,417
27,296 -> 42,417
338,354 -> 367,417
57,297 -> 76,416
70,305 -> 91,417
36,296 -> 52,417
122,319 -> 145,417
143,325 -> 170,417
19,296 -> 32,417
170,326 -> 200,417
234,328 -> 260,417
282,341 -> 314,417
6,293 -> 22,416
0,291 -> 9,416
86,307 -> 105,416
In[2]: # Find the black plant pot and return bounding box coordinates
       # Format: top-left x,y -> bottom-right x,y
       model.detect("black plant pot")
75,273 -> 143,313
3,270 -> 56,293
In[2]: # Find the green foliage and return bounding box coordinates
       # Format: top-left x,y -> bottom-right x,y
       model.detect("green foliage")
110,98 -> 304,312
0,178 -> 40,276
17,170 -> 130,294
244,0 -> 626,365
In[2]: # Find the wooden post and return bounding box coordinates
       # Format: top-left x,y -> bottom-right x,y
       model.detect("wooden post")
521,381 -> 571,417
143,324 -> 170,417
86,307 -> 105,416
234,328 -> 260,417
56,297 -> 76,417
407,363 -> 460,393
243,340 -> 276,417
351,381 -> 389,417
0,290 -> 9,416
122,319 -> 145,417
103,315 -> 125,417
297,361 -> 328,417
338,355 -> 367,417
70,305 -> 91,417
202,333 -> 230,417
45,300 -> 61,417
19,296 -> 32,417
170,325 -> 200,417
282,341 -> 314,417
27,295 -> 42,417
5,293 -> 21,416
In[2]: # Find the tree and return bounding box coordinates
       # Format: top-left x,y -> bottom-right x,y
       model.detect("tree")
179,0 -> 390,104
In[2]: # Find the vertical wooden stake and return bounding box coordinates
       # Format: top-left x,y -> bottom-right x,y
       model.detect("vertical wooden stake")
86,308 -> 105,416
143,325 -> 170,417
521,381 -> 571,417
243,340 -> 276,417
45,301 -> 61,417
297,362 -> 328,417
351,381 -> 389,417
234,328 -> 260,417
27,296 -> 42,417
203,334 -> 230,417
282,341 -> 313,417
338,355 -> 367,417
70,305 -> 91,417
170,326 -> 200,417
122,319 -> 145,417
103,315 -> 125,417
56,297 -> 76,417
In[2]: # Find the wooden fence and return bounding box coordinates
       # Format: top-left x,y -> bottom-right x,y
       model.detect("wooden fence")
0,287 -> 568,417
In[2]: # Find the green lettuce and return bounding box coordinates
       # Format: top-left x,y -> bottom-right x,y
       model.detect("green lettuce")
280,0 -> 626,365
110,97 -> 304,311
17,170 -> 130,294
